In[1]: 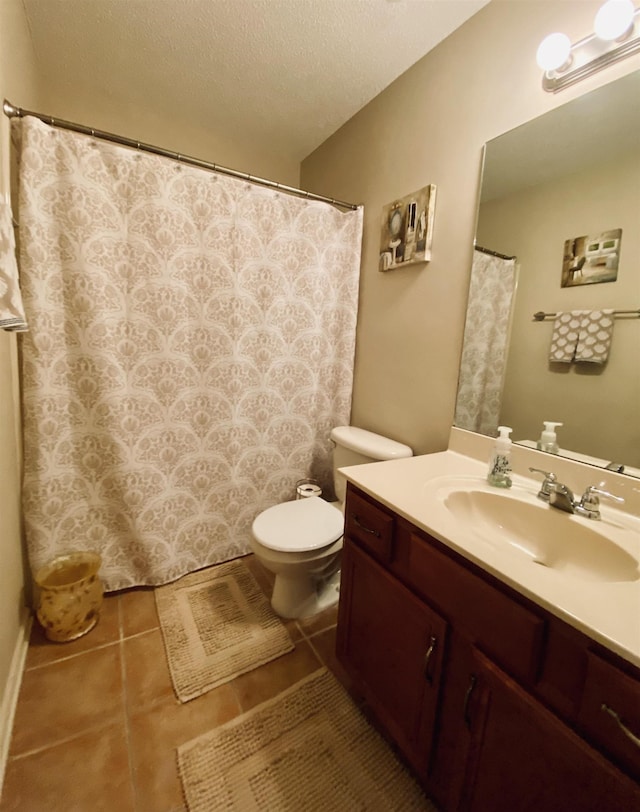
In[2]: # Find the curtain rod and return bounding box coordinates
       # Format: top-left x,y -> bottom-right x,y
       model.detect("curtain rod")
474,244 -> 516,261
3,99 -> 359,212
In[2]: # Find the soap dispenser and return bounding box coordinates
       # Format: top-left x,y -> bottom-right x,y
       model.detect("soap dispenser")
536,421 -> 563,454
487,426 -> 513,488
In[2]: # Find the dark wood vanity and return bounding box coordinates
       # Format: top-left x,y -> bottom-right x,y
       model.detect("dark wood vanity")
336,483 -> 640,811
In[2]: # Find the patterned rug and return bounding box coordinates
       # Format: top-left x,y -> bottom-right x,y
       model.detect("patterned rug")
177,668 -> 435,811
155,559 -> 294,702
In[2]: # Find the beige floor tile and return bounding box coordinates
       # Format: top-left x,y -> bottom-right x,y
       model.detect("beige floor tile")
123,628 -> 174,711
3,562 -> 356,812
9,643 -> 124,756
0,721 -> 134,812
232,638 -> 322,713
306,625 -> 356,693
25,592 -> 121,670
296,602 -> 338,637
119,586 -> 159,637
128,683 -> 240,812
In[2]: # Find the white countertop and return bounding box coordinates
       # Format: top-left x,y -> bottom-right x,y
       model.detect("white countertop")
340,448 -> 640,668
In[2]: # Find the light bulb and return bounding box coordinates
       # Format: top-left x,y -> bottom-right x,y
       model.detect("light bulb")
594,0 -> 635,41
536,32 -> 572,72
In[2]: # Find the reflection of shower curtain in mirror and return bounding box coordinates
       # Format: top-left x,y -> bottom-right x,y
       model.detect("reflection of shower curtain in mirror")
16,116 -> 363,591
454,250 -> 516,436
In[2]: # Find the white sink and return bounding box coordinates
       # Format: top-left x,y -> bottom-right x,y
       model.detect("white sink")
430,479 -> 639,583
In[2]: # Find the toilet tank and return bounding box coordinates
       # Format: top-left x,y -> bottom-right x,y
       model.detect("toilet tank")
330,426 -> 413,504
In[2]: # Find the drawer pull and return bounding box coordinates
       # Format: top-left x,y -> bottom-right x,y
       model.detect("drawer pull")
353,515 -> 381,538
423,635 -> 437,684
463,674 -> 477,729
601,703 -> 640,749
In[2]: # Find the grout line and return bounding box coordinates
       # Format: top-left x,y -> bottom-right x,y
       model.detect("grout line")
25,638 -> 121,672
304,634 -> 327,670
305,622 -> 337,640
225,674 -> 246,717
293,615 -> 338,645
117,592 -> 124,641
25,624 -> 163,676
8,715 -> 123,761
120,617 -> 141,811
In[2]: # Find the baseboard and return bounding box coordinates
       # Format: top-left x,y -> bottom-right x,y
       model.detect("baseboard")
0,608 -> 32,799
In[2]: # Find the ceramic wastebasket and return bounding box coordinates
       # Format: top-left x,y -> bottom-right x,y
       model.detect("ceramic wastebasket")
34,551 -> 104,642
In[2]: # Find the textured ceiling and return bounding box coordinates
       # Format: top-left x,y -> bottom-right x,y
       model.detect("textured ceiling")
22,0 -> 489,161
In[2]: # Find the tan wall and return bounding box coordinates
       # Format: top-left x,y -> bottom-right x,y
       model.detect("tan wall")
477,151 -> 640,466
301,0 -> 640,455
0,0 -> 41,716
39,85 -> 300,187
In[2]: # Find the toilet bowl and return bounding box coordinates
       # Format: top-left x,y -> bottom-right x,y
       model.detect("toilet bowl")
251,497 -> 344,618
251,426 -> 413,619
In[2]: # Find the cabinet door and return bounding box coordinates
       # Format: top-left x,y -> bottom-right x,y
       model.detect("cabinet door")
458,648 -> 640,812
337,538 -> 447,778
578,649 -> 640,781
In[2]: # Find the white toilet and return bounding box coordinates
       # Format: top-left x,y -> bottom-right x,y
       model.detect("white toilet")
251,426 -> 413,618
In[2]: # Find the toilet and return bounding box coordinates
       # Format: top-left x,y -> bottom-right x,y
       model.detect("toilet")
251,426 -> 413,618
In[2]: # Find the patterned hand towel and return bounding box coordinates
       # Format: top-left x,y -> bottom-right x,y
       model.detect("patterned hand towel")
0,195 -> 28,332
575,309 -> 614,364
548,311 -> 583,363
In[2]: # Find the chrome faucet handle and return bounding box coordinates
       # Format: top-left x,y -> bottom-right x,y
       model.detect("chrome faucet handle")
528,467 -> 557,501
578,485 -> 625,519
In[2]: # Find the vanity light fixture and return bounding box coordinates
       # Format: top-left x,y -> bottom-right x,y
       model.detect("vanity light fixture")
537,0 -> 640,92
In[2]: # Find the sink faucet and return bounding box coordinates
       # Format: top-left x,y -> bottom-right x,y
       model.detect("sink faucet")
528,468 -> 624,519
549,482 -> 624,520
528,468 -> 557,501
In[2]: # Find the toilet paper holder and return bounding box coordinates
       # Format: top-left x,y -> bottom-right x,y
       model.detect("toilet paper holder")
296,479 -> 322,499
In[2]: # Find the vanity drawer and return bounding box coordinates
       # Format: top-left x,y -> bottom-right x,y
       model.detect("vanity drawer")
578,650 -> 640,780
345,489 -> 395,563
407,532 -> 545,683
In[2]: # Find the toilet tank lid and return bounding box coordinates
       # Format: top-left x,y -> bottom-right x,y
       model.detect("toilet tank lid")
330,426 -> 413,460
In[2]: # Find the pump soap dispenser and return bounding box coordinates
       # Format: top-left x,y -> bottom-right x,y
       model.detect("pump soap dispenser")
537,422 -> 563,454
487,426 -> 513,488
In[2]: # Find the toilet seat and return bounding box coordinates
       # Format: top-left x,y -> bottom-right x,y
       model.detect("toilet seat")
252,497 -> 343,553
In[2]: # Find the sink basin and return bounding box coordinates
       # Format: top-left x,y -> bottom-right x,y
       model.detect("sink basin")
442,487 -> 639,583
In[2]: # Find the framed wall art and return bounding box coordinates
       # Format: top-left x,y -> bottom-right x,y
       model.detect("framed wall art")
379,184 -> 436,271
561,228 -> 622,287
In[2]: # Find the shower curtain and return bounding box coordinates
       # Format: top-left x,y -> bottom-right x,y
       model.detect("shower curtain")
454,249 -> 516,436
16,116 -> 363,590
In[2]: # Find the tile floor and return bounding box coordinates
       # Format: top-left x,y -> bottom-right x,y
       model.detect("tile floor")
0,555 -> 352,812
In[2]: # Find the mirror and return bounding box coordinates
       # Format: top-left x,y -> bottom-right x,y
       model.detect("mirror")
456,70 -> 640,477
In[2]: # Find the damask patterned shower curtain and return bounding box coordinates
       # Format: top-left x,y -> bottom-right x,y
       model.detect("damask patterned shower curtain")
454,249 -> 517,436
16,116 -> 363,590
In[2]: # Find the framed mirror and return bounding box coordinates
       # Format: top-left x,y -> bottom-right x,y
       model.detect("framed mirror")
455,69 -> 640,477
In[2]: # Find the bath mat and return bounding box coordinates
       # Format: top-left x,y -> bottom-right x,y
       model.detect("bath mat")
155,559 -> 294,702
177,668 -> 435,811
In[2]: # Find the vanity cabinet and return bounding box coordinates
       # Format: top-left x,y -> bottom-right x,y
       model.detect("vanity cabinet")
338,537 -> 447,779
457,649 -> 640,812
336,484 -> 640,811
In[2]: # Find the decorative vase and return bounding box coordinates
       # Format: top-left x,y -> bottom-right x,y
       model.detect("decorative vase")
34,551 -> 104,642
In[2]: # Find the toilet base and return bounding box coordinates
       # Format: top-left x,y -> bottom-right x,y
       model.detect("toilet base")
271,568 -> 341,619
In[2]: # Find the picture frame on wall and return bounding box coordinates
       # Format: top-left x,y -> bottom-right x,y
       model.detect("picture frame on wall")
561,228 -> 622,287
379,184 -> 436,271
